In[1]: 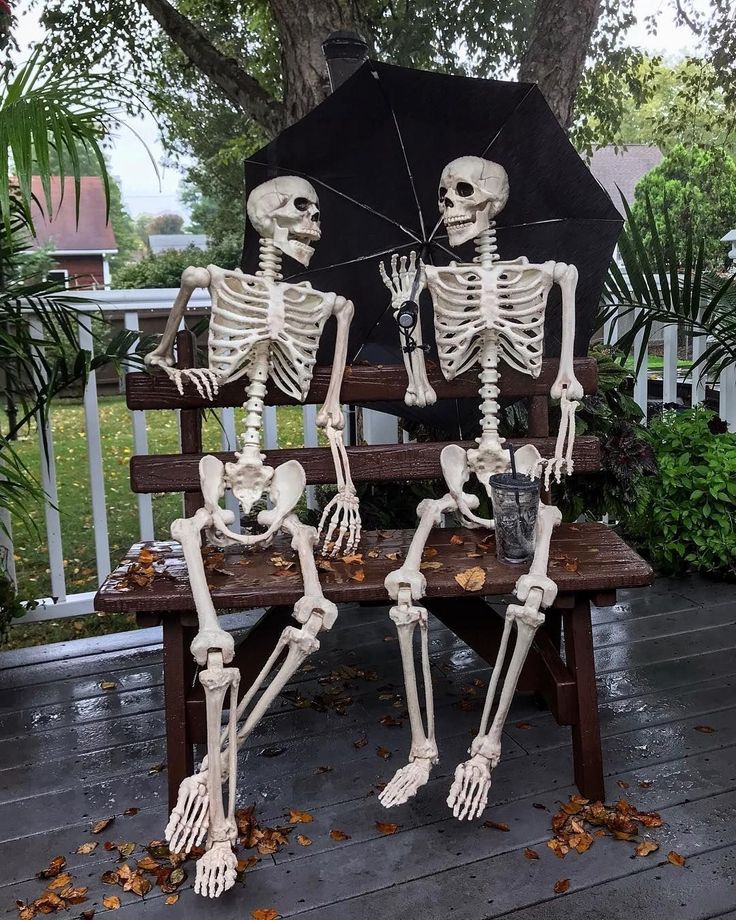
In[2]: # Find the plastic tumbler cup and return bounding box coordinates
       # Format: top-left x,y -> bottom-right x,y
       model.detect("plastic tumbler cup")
489,473 -> 540,564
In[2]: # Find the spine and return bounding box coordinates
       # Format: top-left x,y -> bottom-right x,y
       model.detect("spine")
474,223 -> 499,270
241,343 -> 270,448
257,239 -> 283,282
478,333 -> 502,447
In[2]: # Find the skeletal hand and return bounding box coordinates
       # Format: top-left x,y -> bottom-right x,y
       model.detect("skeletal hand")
317,488 -> 361,556
540,387 -> 579,488
379,250 -> 425,303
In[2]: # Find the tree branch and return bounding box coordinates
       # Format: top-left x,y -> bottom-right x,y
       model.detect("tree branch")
136,0 -> 286,137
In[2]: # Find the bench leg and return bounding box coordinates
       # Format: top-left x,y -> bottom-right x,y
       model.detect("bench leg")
162,615 -> 195,812
563,596 -> 605,802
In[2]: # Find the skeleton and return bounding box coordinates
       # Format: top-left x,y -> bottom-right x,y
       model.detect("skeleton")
144,176 -> 359,897
378,156 -> 583,820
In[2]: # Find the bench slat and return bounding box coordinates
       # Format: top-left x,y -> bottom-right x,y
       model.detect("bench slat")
126,358 -> 597,410
94,523 -> 653,614
130,436 -> 602,492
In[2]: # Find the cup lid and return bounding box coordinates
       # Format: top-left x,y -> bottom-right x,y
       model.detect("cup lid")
488,472 -> 540,492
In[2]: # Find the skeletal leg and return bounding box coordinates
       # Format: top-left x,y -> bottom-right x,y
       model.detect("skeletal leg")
381,493 -> 458,806
193,651 -> 240,898
448,501 -> 561,821
167,515 -> 337,854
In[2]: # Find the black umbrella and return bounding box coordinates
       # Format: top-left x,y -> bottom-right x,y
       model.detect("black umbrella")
241,60 -> 622,434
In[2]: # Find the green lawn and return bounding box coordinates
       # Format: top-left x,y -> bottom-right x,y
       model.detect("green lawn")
6,397 -> 310,646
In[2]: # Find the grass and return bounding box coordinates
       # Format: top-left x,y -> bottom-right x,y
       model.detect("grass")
623,355 -> 693,372
4,396 -> 311,649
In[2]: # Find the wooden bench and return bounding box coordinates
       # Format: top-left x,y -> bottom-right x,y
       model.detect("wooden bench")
95,331 -> 654,810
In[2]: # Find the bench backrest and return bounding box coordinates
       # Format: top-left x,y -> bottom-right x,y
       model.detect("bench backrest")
126,330 -> 600,514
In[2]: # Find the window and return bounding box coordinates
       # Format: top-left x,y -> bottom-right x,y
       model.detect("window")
46,269 -> 69,288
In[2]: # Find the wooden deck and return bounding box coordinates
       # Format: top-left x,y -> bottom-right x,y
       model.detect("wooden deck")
2,575 -> 736,919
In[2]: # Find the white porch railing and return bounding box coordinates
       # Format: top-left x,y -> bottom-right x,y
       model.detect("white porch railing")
5,288 -> 736,624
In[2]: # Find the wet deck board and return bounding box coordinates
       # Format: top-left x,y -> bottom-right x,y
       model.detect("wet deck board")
1,575 -> 735,919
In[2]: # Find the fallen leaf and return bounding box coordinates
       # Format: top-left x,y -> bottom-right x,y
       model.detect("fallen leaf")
532,803 -> 547,810
636,811 -> 663,828
296,834 -> 312,847
524,847 -> 540,860
148,762 -> 166,775
288,810 -> 313,825
136,856 -> 159,872
61,886 -> 89,905
386,552 -> 402,561
638,780 -> 653,789
165,895 -> 179,905
81,911 -> 96,920
420,561 -> 443,570
349,569 -> 366,582
616,780 -> 630,789
99,681 -> 117,691
694,725 -> 715,733
380,714 -> 402,727
376,745 -> 392,760
375,821 -> 400,835
124,807 -> 139,817
667,850 -> 686,867
450,534 -> 465,545
36,856 -> 66,878
569,831 -> 593,854
341,553 -> 364,564
547,838 -> 569,858
314,765 -> 333,774
553,878 -> 570,894
101,871 -> 120,885
47,872 -> 74,891
75,842 -> 98,855
138,548 -> 157,565
251,911 -> 280,920
515,721 -> 533,731
353,735 -> 368,749
31,893 -> 65,913
329,829 -> 351,841
454,566 -> 486,592
635,840 -> 659,857
423,547 -> 438,557
482,821 -> 510,832
103,895 -> 121,910
118,842 -> 136,858
91,817 -> 114,834
260,746 -> 286,758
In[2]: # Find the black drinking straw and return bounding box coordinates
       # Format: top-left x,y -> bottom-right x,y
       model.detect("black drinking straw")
508,442 -> 522,515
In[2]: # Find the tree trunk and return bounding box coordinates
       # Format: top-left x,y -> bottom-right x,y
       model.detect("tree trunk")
519,0 -> 602,128
269,0 -> 363,125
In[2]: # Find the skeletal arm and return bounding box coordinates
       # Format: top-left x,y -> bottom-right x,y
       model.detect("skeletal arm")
544,263 -> 583,485
379,252 -> 437,407
145,266 -> 211,371
315,295 -> 361,555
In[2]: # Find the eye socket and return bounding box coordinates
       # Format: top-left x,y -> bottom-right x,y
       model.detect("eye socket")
294,197 -> 310,212
456,182 -> 474,197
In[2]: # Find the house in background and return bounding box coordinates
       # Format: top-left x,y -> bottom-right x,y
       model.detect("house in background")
148,233 -> 208,255
30,175 -> 118,288
589,144 -> 663,209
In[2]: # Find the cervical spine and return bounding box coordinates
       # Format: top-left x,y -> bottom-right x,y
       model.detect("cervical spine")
474,222 -> 499,269
256,239 -> 283,282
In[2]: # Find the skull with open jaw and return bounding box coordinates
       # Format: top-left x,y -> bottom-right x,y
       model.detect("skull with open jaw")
246,175 -> 321,266
439,156 -> 509,247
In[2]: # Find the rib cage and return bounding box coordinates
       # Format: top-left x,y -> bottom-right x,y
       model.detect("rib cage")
206,265 -> 334,400
426,258 -> 555,380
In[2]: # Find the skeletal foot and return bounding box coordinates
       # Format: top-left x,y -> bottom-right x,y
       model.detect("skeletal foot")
379,758 -> 433,808
193,840 -> 237,898
447,754 -> 492,820
165,773 -> 210,853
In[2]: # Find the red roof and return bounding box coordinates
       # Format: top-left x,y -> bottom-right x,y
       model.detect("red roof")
30,176 -> 117,252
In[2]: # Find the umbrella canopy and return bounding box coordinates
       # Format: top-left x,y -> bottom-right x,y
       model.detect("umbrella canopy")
242,60 -> 622,432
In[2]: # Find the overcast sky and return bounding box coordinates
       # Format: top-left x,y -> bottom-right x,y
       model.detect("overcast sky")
13,0 -> 706,220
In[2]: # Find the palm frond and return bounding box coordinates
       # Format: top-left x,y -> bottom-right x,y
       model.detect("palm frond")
601,191 -> 736,381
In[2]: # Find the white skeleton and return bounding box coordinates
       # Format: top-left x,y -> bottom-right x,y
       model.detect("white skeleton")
144,176 -> 359,898
378,156 -> 583,821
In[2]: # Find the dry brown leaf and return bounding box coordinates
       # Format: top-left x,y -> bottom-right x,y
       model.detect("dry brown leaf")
353,735 -> 368,749
386,552 -> 402,561
376,745 -> 392,760
251,911 -> 280,920
99,681 -> 117,691
75,842 -> 98,855
375,821 -> 400,835
136,856 -> 159,872
17,904 -> 35,920
547,838 -> 569,858
420,561 -> 443,570
138,548 -> 157,565
694,725 -> 715,733
118,842 -> 136,858
379,715 -> 402,727
90,817 -> 114,834
36,856 -> 66,879
667,850 -> 686,867
123,807 -> 139,817
636,811 -> 663,828
288,809 -> 313,824
616,780 -> 630,789
482,821 -> 510,832
515,721 -> 534,731
454,566 -> 486,592
569,832 -> 594,854
329,829 -> 351,841
423,547 -> 438,557
524,847 -> 540,860
635,840 -> 659,857
341,553 -> 364,564
47,872 -> 73,891
638,780 -> 653,789
349,568 -> 366,582
165,895 -> 179,905
81,911 -> 95,920
553,878 -> 570,894
101,871 -> 120,886
450,534 -> 465,545
61,886 -> 89,905
296,834 -> 312,847
31,892 -> 66,913
367,549 -> 380,558
236,857 -> 260,873
103,895 -> 121,910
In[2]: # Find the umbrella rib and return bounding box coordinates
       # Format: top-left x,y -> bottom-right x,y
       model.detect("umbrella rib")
480,84 -> 538,159
371,65 -> 428,242
281,242 -> 418,282
245,160 -> 423,243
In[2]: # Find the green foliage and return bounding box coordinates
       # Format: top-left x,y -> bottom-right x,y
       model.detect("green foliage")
147,212 -> 185,235
554,346 -> 656,523
631,144 -> 736,270
113,237 -> 242,288
603,191 -> 736,381
626,408 -> 736,578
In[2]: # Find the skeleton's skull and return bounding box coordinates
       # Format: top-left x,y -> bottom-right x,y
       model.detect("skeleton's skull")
439,157 -> 509,247
246,176 -> 321,266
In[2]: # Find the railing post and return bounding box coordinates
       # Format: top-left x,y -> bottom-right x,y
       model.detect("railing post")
719,363 -> 736,432
633,318 -> 648,422
302,404 -> 318,510
78,311 -> 111,583
691,313 -> 707,406
662,324 -> 678,405
124,311 -> 155,542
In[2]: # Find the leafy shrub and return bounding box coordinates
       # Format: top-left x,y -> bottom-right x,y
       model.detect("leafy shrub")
113,236 -> 241,288
626,408 -> 736,578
